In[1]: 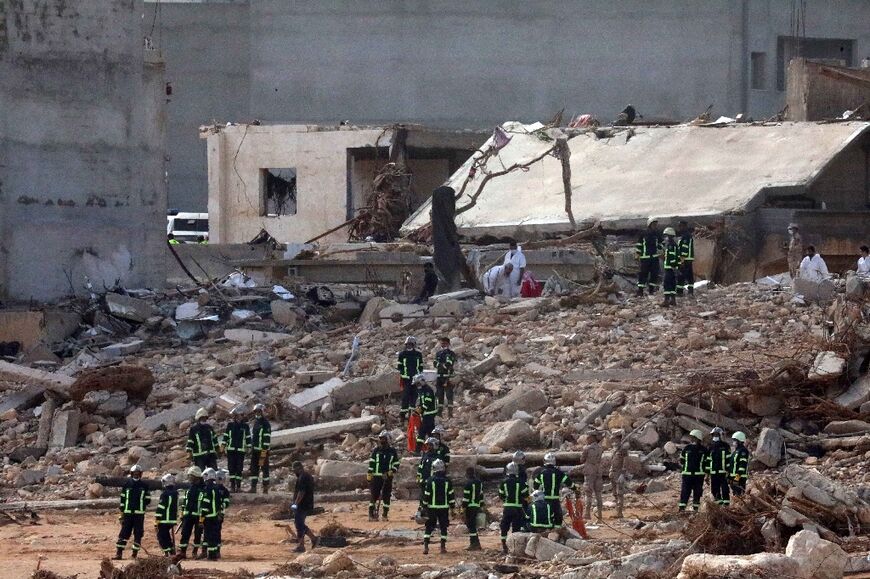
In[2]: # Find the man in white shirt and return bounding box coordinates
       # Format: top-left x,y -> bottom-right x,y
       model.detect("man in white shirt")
503,241 -> 526,298
483,263 -> 513,297
799,246 -> 830,282
857,246 -> 870,275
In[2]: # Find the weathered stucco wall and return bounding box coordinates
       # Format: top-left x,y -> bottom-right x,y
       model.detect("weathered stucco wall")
0,0 -> 167,302
786,58 -> 870,122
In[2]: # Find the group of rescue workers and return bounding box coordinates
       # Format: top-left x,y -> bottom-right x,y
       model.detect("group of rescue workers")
636,218 -> 696,307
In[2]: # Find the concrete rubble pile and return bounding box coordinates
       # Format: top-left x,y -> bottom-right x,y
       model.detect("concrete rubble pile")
1,263 -> 870,577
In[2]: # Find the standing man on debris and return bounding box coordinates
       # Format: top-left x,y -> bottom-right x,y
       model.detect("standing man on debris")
422,459 -> 454,555
706,427 -> 731,506
787,224 -> 803,279
414,262 -> 440,304
462,466 -> 484,551
661,227 -> 680,307
610,431 -> 628,518
799,245 -> 830,282
398,336 -> 424,425
580,431 -> 605,522
503,241 -> 527,298
415,374 -> 438,452
679,430 -> 708,512
676,220 -> 695,297
249,403 -> 271,494
221,406 -> 251,493
215,470 -> 231,558
511,450 -> 528,487
434,337 -> 457,417
533,452 -> 572,527
187,408 -> 219,471
199,468 -> 222,560
155,473 -> 179,556
367,431 -> 399,521
291,461 -> 319,553
178,466 -> 204,559
728,431 -> 750,497
636,218 -> 662,296
498,461 -> 529,554
114,465 -> 151,560
417,437 -> 440,515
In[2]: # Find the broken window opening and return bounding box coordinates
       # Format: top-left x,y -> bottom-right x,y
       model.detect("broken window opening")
261,168 -> 298,217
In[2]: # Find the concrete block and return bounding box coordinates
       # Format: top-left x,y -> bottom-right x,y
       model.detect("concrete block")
317,460 -> 368,489
224,329 -> 294,343
675,402 -> 742,432
755,427 -> 784,467
785,530 -> 847,579
214,393 -> 244,413
833,374 -> 870,410
533,536 -> 575,561
288,377 -> 344,412
470,354 -> 501,375
429,289 -> 480,303
427,299 -> 471,318
331,372 -> 399,407
359,297 -> 389,326
295,370 -> 336,386
483,387 -> 548,419
135,403 -> 199,434
0,310 -> 80,350
481,419 -> 538,450
175,301 -> 202,321
271,416 -> 380,448
677,553 -> 801,579
794,278 -> 835,304
0,361 -> 76,392
100,339 -> 144,360
271,300 -> 304,327
0,384 -> 48,414
324,301 -> 363,322
525,362 -> 562,377
49,409 -> 80,448
505,532 -> 532,556
808,351 -> 845,381
379,303 -> 426,327
106,294 -> 152,323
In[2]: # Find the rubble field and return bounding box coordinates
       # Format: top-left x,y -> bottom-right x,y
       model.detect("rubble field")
2,268 -> 870,578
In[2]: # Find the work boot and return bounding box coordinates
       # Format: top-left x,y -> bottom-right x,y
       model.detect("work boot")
382,507 -> 389,521
688,287 -> 694,297
662,297 -> 671,308
262,482 -> 269,495
197,548 -> 208,560
467,537 -> 482,551
113,548 -> 123,561
293,542 -> 305,553
635,288 -> 644,297
423,540 -> 430,555
178,548 -> 187,560
131,549 -> 138,560
192,547 -> 199,558
440,540 -> 447,554
368,507 -> 377,521
249,481 -> 257,494
501,540 -> 508,554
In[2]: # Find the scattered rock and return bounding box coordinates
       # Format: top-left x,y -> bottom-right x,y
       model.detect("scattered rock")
785,530 -> 847,579
755,427 -> 784,467
677,552 -> 801,579
481,419 -> 538,450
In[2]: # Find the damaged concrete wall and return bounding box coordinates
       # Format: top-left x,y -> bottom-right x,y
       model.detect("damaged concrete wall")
0,0 -> 167,302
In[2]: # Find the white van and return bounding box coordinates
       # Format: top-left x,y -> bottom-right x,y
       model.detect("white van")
167,211 -> 209,242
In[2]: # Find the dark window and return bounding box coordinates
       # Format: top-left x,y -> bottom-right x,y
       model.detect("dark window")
178,218 -> 209,232
777,36 -> 854,91
261,168 -> 297,217
751,52 -> 767,90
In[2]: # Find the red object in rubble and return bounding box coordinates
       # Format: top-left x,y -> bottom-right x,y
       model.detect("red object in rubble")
521,272 -> 543,298
407,413 -> 421,452
564,496 -> 589,539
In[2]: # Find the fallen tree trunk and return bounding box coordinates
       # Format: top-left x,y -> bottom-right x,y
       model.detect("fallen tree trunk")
0,498 -> 116,512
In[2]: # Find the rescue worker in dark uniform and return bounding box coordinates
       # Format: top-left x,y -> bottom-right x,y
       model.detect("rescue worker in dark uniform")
676,220 -> 695,296
431,425 -> 450,466
415,375 -> 438,452
729,431 -> 750,497
679,429 -> 708,512
417,437 -> 440,515
511,450 -> 528,487
187,408 -> 218,470
533,452 -> 571,527
434,337 -> 457,417
155,473 -> 179,555
661,226 -> 680,307
221,406 -> 251,493
249,403 -> 271,494
367,431 -> 399,521
705,427 -> 731,506
498,461 -> 528,554
215,469 -> 231,558
178,465 -> 204,559
461,466 -> 484,551
422,459 -> 454,555
398,336 -> 424,424
114,465 -> 151,560
636,217 -> 662,296
199,468 -> 223,560
527,489 -> 553,532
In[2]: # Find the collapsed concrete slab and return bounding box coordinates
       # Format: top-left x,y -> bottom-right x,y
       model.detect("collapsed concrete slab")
223,329 -> 294,344
295,370 -> 336,387
833,374 -> 870,410
134,403 -> 200,435
331,372 -> 398,407
482,387 -> 548,419
288,377 -> 344,412
49,409 -> 80,448
0,361 -> 76,393
271,416 -> 380,448
0,384 -> 49,414
481,419 -> 538,451
0,310 -> 80,350
675,402 -> 742,433
808,351 -> 846,382
677,552 -> 801,579
105,294 -> 152,323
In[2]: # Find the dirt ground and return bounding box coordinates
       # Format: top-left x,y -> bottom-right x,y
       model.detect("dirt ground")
0,497 -> 652,578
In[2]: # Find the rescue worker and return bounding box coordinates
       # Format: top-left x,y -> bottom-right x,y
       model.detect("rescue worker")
799,245 -> 830,282
168,233 -> 180,245
414,262 -> 439,304
498,461 -> 528,554
676,220 -> 695,296
417,437 -> 440,514
434,337 -> 457,417
482,262 -> 514,297
661,226 -> 680,307
511,450 -> 528,487
580,431 -> 604,522
610,430 -> 628,519
705,427 -> 731,506
187,408 -> 219,470
415,374 -> 438,452
215,469 -> 231,558
503,241 -> 527,298
636,217 -> 662,296
680,429 -> 708,512
155,473 -> 178,556
533,452 -> 571,527
729,431 -> 750,497
527,489 -> 553,532
114,464 -> 151,560
431,425 -> 451,466
787,224 -> 803,279
461,466 -> 484,551
221,405 -> 251,493
249,403 -> 271,494
291,461 -> 319,553
178,466 -> 205,559
199,468 -> 222,560
422,459 -> 454,555
367,431 -> 399,521
398,336 -> 424,424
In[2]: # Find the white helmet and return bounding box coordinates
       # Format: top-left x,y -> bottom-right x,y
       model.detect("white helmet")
432,425 -> 446,435
432,459 -> 446,473
710,427 -> 724,437
412,374 -> 427,386
216,469 -> 228,482
202,468 -> 217,481
253,403 -> 265,413
378,431 -> 391,442
732,431 -> 747,443
505,461 -> 518,476
129,464 -> 143,474
161,473 -> 176,487
512,450 -> 526,464
647,217 -> 659,227
186,466 -> 203,479
544,452 -> 557,466
195,408 -> 208,420
425,437 -> 439,449
405,336 -> 417,347
230,405 -> 245,416
532,489 -> 546,502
